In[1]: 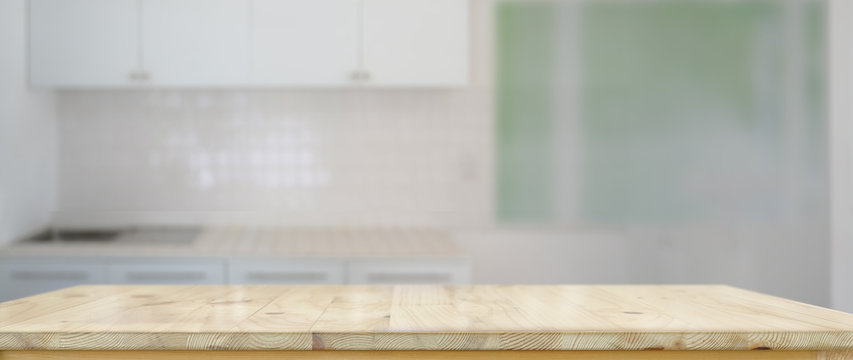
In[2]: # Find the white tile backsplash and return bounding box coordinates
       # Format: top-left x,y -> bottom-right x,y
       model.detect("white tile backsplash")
55,89 -> 492,227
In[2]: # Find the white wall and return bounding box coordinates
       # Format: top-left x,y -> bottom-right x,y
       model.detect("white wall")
0,0 -> 56,245
456,223 -> 830,307
829,0 -> 853,313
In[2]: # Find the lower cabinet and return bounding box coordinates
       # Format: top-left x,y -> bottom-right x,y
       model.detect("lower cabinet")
348,258 -> 471,285
0,259 -> 108,302
229,258 -> 471,285
108,259 -> 226,285
0,256 -> 471,301
228,259 -> 345,284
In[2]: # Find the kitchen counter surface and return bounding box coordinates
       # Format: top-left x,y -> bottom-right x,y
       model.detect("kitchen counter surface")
1,284 -> 853,357
0,227 -> 464,258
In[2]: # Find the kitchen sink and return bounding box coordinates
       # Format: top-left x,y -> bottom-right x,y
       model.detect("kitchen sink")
22,227 -> 199,245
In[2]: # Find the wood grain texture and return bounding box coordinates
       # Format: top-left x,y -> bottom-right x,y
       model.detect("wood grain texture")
0,350 -> 826,360
820,351 -> 853,360
0,285 -> 852,351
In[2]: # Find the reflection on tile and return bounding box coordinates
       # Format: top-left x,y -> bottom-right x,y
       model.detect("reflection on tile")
56,91 -> 491,226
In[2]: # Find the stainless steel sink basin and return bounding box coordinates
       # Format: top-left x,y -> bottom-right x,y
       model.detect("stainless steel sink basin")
22,227 -> 199,245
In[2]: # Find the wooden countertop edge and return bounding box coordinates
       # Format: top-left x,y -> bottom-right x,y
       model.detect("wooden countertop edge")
2,331 -> 852,351
0,350 -> 848,360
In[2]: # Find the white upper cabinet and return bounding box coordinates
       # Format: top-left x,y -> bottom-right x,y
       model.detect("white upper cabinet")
251,0 -> 359,86
142,0 -> 249,86
29,0 -> 249,87
251,0 -> 469,87
29,0 -> 139,87
28,0 -> 469,88
362,0 -> 469,86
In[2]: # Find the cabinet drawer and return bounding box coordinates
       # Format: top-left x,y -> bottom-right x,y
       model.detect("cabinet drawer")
347,258 -> 470,285
0,259 -> 108,301
108,259 -> 226,285
228,259 -> 345,284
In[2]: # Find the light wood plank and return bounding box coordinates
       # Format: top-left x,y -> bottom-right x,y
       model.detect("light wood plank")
0,286 -> 136,328
0,350 -> 823,360
820,350 -> 853,360
311,286 -> 395,350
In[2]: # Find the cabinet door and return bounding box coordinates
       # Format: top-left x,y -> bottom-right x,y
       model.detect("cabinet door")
108,259 -> 226,285
0,260 -> 108,302
141,0 -> 249,86
29,0 -> 139,87
362,0 -> 469,86
229,259 -> 345,284
347,259 -> 471,285
251,0 -> 359,86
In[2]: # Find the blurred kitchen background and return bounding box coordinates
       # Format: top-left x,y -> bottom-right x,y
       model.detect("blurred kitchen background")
2,0 -> 852,312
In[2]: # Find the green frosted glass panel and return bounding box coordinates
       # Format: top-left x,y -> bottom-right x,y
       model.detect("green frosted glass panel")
495,0 -> 826,224
495,2 -> 558,222
579,1 -> 786,222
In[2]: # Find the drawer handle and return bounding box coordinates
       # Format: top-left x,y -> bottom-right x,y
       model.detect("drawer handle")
11,271 -> 89,281
125,272 -> 206,282
350,70 -> 370,82
245,272 -> 327,282
366,273 -> 451,284
128,71 -> 150,81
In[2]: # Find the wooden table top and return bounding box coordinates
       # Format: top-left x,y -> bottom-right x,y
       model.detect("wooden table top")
0,285 -> 852,351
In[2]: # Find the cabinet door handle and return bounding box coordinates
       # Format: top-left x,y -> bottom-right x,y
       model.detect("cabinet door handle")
366,273 -> 451,284
245,272 -> 327,283
350,70 -> 371,82
128,71 -> 150,81
125,272 -> 206,282
11,271 -> 89,281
